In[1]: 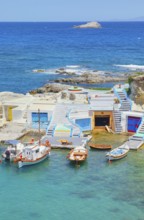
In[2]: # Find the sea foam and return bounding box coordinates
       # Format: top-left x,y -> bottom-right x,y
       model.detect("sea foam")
114,64 -> 144,71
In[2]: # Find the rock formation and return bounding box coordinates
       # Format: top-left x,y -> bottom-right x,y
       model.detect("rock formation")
129,75 -> 144,104
74,21 -> 101,29
30,83 -> 70,94
54,73 -> 127,84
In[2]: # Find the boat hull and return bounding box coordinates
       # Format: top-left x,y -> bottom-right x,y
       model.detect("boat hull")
68,157 -> 86,162
18,153 -> 50,168
67,148 -> 88,163
106,144 -> 129,161
89,145 -> 112,150
106,153 -> 128,161
88,142 -> 112,150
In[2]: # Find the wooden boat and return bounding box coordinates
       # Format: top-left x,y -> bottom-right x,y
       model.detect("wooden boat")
2,140 -> 24,162
68,86 -> 82,92
17,140 -> 51,168
88,142 -> 112,150
106,144 -> 129,161
67,146 -> 88,163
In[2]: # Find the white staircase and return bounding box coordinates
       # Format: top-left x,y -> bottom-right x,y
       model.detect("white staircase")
113,110 -> 122,133
137,120 -> 144,135
47,125 -> 55,136
46,104 -> 81,137
114,88 -> 131,111
127,119 -> 144,149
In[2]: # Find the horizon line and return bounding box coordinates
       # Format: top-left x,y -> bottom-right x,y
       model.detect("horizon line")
0,20 -> 144,23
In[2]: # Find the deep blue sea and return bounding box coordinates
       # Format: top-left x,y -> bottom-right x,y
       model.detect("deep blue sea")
0,22 -> 144,93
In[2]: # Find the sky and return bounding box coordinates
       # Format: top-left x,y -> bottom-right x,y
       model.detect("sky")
0,0 -> 144,22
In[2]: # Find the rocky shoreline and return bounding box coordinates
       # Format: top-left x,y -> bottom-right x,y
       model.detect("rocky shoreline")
30,67 -> 137,94
54,73 -> 127,84
54,68 -> 133,84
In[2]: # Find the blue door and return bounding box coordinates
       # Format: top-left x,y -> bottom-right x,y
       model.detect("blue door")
128,116 -> 141,132
32,112 -> 48,122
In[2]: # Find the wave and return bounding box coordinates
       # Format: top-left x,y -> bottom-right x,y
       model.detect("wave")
66,65 -> 81,68
114,64 -> 144,71
32,65 -> 88,75
32,68 -> 58,74
32,65 -> 106,76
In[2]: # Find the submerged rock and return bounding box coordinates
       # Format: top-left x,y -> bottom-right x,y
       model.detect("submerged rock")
55,68 -> 76,75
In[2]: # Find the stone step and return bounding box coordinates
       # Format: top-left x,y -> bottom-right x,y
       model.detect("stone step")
130,136 -> 143,141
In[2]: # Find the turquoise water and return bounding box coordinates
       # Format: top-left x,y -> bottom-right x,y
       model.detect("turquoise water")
0,144 -> 144,220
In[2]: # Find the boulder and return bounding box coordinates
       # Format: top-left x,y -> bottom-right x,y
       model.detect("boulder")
69,93 -> 76,100
61,92 -> 67,99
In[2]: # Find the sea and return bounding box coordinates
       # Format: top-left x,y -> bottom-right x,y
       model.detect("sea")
0,22 -> 144,220
0,22 -> 144,93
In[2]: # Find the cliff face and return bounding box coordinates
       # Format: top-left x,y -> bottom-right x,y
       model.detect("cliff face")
129,75 -> 144,104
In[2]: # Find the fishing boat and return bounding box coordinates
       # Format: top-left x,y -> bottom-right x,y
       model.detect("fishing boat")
88,142 -> 112,150
67,146 -> 88,163
106,144 -> 129,161
18,140 -> 51,168
2,140 -> 24,162
18,109 -> 51,168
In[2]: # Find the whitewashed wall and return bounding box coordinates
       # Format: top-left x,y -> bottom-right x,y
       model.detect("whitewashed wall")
12,109 -> 25,122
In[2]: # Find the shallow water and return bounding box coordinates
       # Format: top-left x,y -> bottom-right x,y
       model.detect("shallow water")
0,133 -> 144,220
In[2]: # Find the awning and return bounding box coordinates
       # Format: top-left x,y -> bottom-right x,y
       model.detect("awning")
5,140 -> 20,145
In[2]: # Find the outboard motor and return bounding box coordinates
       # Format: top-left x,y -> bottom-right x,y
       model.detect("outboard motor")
5,150 -> 11,160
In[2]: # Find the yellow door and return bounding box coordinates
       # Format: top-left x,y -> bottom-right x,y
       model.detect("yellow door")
8,106 -> 13,121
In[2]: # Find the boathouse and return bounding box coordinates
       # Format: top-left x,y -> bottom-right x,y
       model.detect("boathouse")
89,109 -> 115,131
88,93 -> 116,132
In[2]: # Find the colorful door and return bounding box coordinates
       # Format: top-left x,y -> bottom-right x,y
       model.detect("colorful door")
127,116 -> 141,132
8,106 -> 13,121
32,112 -> 48,122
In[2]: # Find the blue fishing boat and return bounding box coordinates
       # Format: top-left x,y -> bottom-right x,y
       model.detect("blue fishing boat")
106,144 -> 129,161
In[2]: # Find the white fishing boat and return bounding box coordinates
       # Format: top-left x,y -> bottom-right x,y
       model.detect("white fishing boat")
67,146 -> 88,163
18,140 -> 51,168
2,140 -> 24,162
106,144 -> 129,161
17,109 -> 51,168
